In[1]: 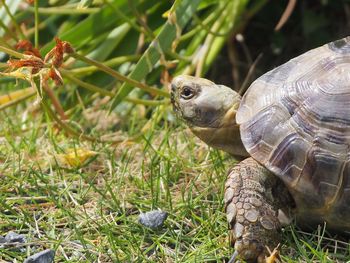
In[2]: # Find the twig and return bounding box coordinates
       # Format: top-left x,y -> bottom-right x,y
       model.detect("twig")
275,0 -> 297,31
238,53 -> 263,95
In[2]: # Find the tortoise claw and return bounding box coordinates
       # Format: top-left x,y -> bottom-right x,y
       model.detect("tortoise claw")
265,244 -> 280,263
227,250 -> 239,263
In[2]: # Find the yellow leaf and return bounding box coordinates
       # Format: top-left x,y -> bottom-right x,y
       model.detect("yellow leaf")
57,148 -> 98,168
0,87 -> 35,105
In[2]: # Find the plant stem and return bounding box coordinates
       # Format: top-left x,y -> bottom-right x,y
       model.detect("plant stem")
61,70 -> 168,106
42,82 -> 67,120
0,19 -> 18,41
195,2 -> 230,77
70,55 -> 140,76
41,100 -> 97,142
0,45 -> 26,59
34,0 -> 39,48
27,6 -> 99,15
70,52 -> 169,98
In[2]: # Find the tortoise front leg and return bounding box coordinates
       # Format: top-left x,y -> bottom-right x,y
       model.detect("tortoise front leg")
225,157 -> 292,262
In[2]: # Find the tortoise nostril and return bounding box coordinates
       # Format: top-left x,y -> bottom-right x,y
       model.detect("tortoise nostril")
171,84 -> 177,92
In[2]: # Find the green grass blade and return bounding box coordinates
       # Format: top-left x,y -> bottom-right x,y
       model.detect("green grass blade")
79,23 -> 131,63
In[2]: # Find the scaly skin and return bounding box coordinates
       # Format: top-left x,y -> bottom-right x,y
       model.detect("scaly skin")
225,158 -> 286,262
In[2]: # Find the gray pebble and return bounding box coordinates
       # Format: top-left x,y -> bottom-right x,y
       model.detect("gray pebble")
5,231 -> 26,243
0,236 -> 6,243
138,210 -> 168,229
24,249 -> 55,263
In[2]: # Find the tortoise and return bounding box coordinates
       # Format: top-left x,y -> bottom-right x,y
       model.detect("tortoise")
170,36 -> 350,262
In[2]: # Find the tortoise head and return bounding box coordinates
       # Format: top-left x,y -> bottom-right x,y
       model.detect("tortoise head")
170,75 -> 248,157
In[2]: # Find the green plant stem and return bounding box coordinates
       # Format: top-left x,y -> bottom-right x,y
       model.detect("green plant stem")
194,2 -> 231,77
0,45 -> 26,59
70,55 -> 140,76
70,52 -> 169,98
42,82 -> 67,120
127,0 -> 155,39
102,0 -> 143,34
27,6 -> 99,15
61,70 -> 168,106
179,12 -> 213,42
41,100 -> 98,142
34,0 -> 39,48
0,38 -> 9,46
0,19 -> 18,41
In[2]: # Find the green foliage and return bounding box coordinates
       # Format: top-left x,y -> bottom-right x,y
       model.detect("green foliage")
0,0 -> 258,139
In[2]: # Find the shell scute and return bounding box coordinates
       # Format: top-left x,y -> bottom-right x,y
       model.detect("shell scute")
268,133 -> 307,182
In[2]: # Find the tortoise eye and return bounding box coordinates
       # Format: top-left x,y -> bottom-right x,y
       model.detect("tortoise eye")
181,86 -> 195,100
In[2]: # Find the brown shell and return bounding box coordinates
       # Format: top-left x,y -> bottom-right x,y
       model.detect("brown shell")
236,37 -> 350,224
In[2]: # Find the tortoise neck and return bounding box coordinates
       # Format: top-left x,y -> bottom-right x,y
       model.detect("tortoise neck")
190,105 -> 248,158
190,124 -> 248,158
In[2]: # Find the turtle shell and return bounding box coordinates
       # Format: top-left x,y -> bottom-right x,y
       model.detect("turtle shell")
236,37 -> 350,223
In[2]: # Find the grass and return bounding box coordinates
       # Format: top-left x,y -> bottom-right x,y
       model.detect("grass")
0,106 -> 350,262
0,107 -> 230,262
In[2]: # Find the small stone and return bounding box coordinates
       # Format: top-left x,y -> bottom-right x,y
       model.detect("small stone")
24,249 -> 55,263
5,231 -> 26,243
138,210 -> 168,229
0,236 -> 6,243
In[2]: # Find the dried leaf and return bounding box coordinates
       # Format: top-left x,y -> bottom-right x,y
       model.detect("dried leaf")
56,148 -> 98,168
0,87 -> 34,105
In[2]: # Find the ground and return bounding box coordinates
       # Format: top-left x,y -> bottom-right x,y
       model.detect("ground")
0,103 -> 349,263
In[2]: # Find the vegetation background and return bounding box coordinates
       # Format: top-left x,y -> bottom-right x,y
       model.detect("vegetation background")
0,0 -> 349,262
